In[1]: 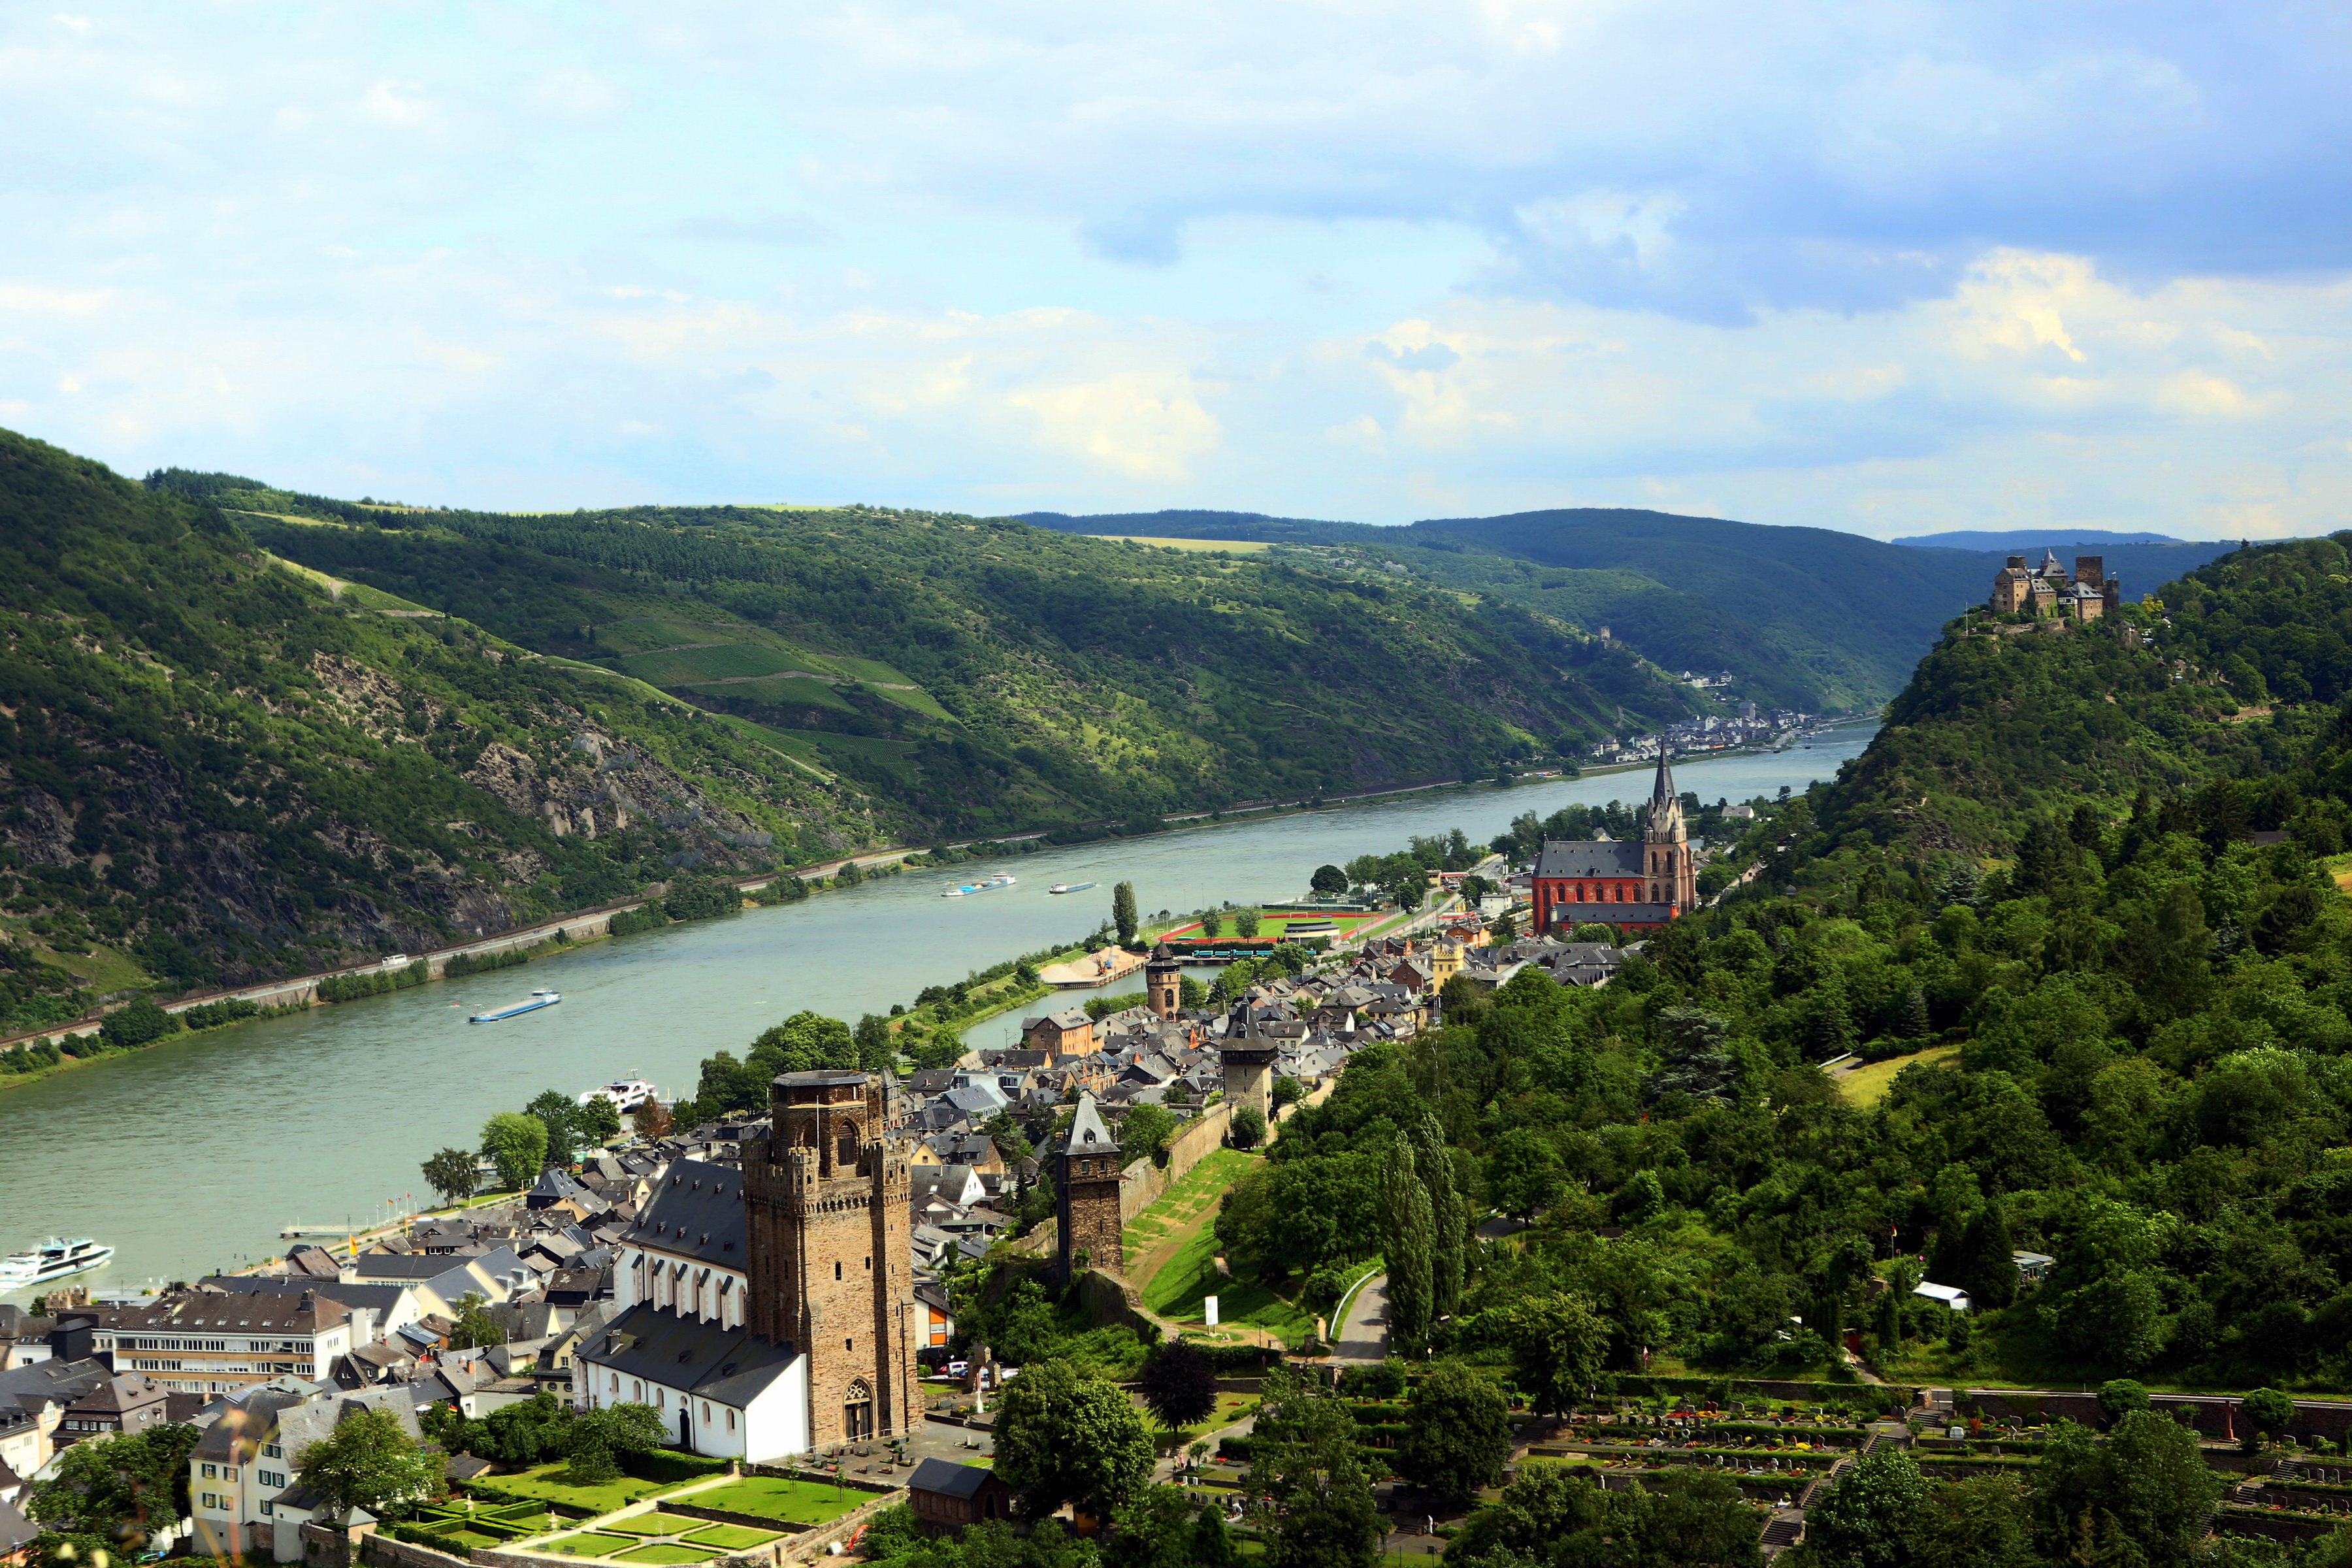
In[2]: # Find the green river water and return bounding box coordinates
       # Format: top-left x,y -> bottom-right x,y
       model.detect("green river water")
0,725 -> 1875,1290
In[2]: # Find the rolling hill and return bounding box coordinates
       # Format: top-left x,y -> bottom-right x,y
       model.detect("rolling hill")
219,487 -> 1714,840
0,433 -> 908,1024
1024,508 -> 2242,712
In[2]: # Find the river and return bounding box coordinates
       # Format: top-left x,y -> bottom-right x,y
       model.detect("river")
0,724 -> 1876,1291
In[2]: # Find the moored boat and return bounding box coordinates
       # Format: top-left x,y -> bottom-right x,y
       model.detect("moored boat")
577,1077 -> 655,1112
469,989 -> 561,1023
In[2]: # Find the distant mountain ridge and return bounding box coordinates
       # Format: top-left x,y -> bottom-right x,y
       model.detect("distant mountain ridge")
1891,528 -> 2190,549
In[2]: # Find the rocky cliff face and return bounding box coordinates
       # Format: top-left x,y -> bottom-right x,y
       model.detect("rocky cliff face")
0,429 -> 889,1009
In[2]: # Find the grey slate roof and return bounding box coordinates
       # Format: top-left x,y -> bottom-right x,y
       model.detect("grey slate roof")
910,1456 -> 998,1500
583,1303 -> 800,1408
629,1158 -> 749,1266
1532,840 -> 1648,878
201,1277 -> 414,1316
0,1357 -> 112,1414
1058,1094 -> 1118,1154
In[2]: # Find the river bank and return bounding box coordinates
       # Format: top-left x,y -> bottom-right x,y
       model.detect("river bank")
0,722 -> 1878,1290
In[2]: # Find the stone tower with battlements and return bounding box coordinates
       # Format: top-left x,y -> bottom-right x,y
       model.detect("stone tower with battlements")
741,1070 -> 919,1447
1054,1094 -> 1124,1283
1642,751 -> 1698,913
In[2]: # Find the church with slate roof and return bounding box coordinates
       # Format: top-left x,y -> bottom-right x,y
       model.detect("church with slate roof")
575,1070 -> 919,1459
1529,750 -> 1698,936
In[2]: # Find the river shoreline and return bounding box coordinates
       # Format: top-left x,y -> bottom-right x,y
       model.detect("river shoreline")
0,721 -> 1842,1077
0,721 -> 1880,1290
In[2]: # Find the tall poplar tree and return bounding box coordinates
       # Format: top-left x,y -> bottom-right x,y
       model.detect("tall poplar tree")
1410,1110 -> 1466,1320
1380,1134 -> 1434,1356
1112,881 -> 1139,945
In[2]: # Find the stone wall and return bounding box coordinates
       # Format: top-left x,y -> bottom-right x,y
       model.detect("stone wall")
1117,1100 -> 1233,1222
359,1535 -> 475,1568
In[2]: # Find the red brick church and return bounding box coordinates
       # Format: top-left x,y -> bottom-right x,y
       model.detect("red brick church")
1530,751 -> 1698,934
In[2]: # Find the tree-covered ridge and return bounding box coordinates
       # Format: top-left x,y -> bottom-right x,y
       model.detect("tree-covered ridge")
0,430 -> 886,1009
237,493 -> 1694,834
1799,537 -> 2352,862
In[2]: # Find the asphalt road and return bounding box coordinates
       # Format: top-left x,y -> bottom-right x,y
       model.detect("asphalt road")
1333,1272 -> 1389,1361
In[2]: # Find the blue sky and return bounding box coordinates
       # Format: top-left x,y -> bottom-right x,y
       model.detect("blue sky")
4,1 -> 2347,538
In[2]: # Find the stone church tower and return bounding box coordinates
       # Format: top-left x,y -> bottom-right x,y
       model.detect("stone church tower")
1642,751 -> 1699,913
1054,1094 -> 1124,1283
742,1070 -> 919,1446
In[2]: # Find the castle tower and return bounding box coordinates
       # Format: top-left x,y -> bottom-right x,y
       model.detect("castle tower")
1145,941 -> 1182,1020
1218,1010 -> 1279,1132
1642,750 -> 1698,912
742,1070 -> 919,1448
1054,1095 -> 1124,1282
1431,935 -> 1465,987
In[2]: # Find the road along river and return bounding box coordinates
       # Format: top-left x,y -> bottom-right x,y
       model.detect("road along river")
0,725 -> 1875,1290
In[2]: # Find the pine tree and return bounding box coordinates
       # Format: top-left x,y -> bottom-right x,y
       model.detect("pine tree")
1959,1203 -> 2018,1308
1410,1111 -> 1465,1320
1901,986 -> 1931,1040
1380,1134 -> 1435,1356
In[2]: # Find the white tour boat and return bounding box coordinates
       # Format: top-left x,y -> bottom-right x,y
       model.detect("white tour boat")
1,1236 -> 114,1291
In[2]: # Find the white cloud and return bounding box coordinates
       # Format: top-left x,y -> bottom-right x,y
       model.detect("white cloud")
0,1 -> 2344,542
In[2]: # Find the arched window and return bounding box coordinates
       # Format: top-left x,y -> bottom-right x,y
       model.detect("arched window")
836,1121 -> 862,1168
843,1379 -> 875,1441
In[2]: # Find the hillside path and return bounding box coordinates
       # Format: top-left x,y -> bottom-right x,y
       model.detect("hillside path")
1333,1273 -> 1388,1362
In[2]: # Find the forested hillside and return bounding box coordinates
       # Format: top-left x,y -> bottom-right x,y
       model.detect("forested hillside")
1801,538 -> 2352,864
220,486 -> 1697,832
1026,508 -> 2238,714
1191,531 -> 2352,1436
0,433 -> 889,1021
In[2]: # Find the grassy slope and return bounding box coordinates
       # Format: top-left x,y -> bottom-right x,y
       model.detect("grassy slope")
0,430 -> 891,1010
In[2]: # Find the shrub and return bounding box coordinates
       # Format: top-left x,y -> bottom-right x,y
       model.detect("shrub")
621,1448 -> 730,1484
608,906 -> 670,938
99,996 -> 182,1049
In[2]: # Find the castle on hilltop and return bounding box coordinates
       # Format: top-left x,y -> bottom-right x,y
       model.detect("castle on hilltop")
1991,551 -> 2121,621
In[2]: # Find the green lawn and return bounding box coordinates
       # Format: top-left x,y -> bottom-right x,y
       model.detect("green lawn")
604,1513 -> 701,1537
1835,1044 -> 1959,1107
1124,1146 -> 1254,1267
615,1544 -> 721,1565
486,1461 -> 663,1515
1143,1192 -> 1315,1344
542,1533 -> 637,1558
1134,1388 -> 1260,1445
685,1476 -> 866,1526
421,1529 -> 510,1552
681,1525 -> 783,1550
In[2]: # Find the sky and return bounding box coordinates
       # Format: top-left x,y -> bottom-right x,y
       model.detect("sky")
3,2 -> 2349,538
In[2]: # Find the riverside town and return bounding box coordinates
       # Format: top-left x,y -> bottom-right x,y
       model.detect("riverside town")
7,8 -> 2345,1564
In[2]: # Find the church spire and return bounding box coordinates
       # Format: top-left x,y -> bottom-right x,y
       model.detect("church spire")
1650,746 -> 1676,807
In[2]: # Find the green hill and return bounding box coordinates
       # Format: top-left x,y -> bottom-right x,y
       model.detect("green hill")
230,494 -> 1707,832
1792,536 -> 2352,868
0,433 -> 891,1018
1022,507 -> 2241,713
